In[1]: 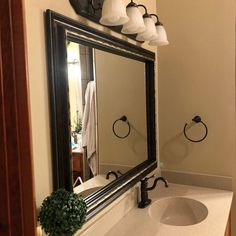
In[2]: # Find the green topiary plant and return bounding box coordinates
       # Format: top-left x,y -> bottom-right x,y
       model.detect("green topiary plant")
38,189 -> 87,236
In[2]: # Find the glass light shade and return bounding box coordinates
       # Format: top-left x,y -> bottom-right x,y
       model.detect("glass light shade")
149,25 -> 169,46
100,0 -> 129,26
136,17 -> 158,41
121,7 -> 145,34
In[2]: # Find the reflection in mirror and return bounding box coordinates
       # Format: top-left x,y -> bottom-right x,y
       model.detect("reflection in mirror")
67,41 -> 147,197
67,42 -> 92,187
95,50 -> 147,172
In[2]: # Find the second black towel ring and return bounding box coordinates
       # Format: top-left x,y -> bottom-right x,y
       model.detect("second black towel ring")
112,115 -> 131,139
184,116 -> 208,143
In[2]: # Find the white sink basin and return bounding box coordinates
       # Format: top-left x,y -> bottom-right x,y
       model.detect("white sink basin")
149,197 -> 208,226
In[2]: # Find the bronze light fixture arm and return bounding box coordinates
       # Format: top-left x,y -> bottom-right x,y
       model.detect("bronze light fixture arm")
150,14 -> 163,26
89,0 -> 102,14
137,4 -> 150,18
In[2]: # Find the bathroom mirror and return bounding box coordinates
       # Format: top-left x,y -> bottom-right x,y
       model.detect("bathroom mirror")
67,42 -> 147,183
45,10 -> 157,219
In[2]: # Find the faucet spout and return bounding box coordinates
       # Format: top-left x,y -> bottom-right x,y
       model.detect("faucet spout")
106,171 -> 118,180
147,177 -> 168,191
138,176 -> 168,208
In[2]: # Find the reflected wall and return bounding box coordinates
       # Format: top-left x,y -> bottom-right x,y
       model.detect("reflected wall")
95,50 -> 147,173
67,43 -> 148,192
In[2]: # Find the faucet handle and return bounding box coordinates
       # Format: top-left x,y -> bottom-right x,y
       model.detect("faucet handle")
117,170 -> 124,176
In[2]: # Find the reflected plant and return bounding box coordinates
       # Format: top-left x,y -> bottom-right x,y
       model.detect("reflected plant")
74,117 -> 82,134
71,117 -> 82,144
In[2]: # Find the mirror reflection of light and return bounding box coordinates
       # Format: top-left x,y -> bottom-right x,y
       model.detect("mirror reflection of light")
68,62 -> 81,80
67,48 -> 79,62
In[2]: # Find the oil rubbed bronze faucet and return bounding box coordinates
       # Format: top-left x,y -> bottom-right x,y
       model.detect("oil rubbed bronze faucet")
106,171 -> 118,180
138,175 -> 168,208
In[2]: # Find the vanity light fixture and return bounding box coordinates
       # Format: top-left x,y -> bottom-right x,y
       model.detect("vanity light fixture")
121,0 -> 145,34
149,14 -> 169,46
99,0 -> 129,26
100,0 -> 168,46
69,0 -> 169,46
135,5 -> 158,41
149,25 -> 169,46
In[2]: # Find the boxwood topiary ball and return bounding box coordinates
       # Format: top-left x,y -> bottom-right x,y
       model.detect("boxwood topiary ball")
38,189 -> 87,236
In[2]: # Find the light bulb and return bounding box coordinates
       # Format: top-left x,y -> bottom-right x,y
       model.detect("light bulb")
121,3 -> 145,34
100,0 -> 129,26
136,17 -> 157,41
149,25 -> 169,46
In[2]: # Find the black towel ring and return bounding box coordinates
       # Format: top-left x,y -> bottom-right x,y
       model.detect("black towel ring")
112,115 -> 131,139
183,116 -> 208,143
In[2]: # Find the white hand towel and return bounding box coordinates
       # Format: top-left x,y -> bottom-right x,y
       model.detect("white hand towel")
82,81 -> 97,175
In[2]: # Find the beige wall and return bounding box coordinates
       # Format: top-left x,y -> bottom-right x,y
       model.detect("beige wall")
95,49 -> 147,170
157,0 -> 235,175
156,0 -> 236,233
23,0 -> 157,208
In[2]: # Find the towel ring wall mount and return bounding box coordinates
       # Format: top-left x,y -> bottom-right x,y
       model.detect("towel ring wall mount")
112,115 -> 131,139
183,115 -> 208,143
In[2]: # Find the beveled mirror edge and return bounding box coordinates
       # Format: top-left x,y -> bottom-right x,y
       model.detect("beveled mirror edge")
44,9 -> 157,220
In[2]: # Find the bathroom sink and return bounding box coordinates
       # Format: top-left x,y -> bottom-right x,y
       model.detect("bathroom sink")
77,186 -> 103,198
149,197 -> 208,226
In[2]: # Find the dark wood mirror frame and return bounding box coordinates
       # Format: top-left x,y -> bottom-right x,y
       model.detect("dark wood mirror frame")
45,9 -> 157,219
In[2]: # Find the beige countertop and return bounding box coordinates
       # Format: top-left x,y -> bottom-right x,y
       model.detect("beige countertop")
74,175 -> 111,195
105,183 -> 233,236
